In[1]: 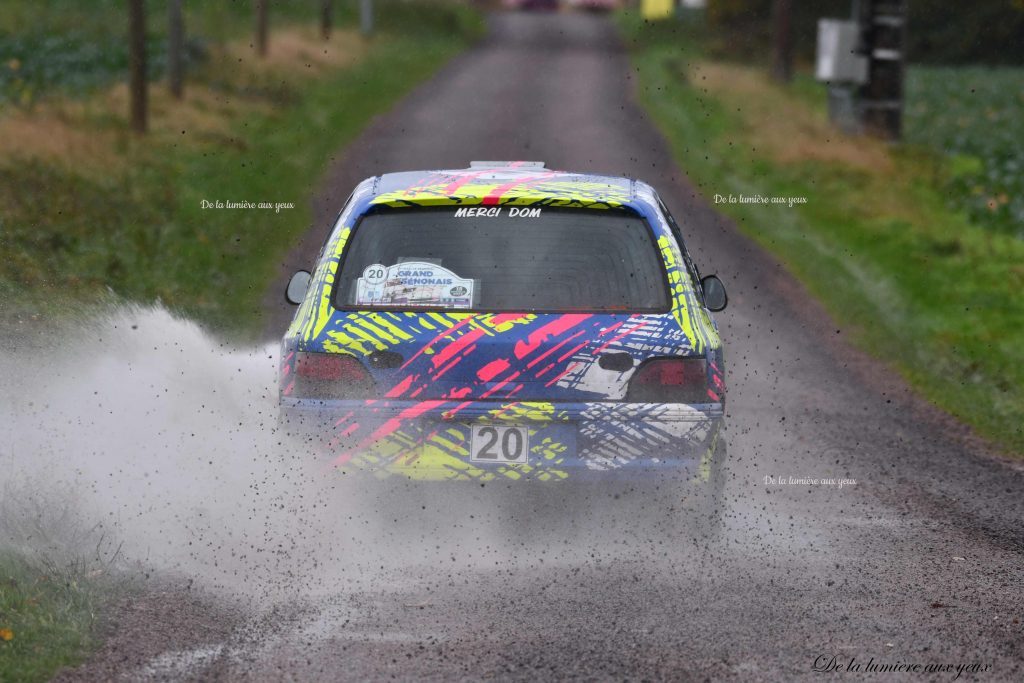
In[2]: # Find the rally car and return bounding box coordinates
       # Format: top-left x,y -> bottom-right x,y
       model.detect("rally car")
279,162 -> 728,505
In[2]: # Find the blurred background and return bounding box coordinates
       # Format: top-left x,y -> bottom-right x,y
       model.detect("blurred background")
0,0 -> 1020,332
0,0 -> 485,335
0,1 -> 1020,332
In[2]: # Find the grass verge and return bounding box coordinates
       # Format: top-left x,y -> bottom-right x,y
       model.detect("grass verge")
0,483 -> 125,683
0,0 -> 484,337
0,551 -> 108,682
618,12 -> 1024,456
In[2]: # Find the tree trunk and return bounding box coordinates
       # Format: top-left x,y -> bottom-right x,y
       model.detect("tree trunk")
168,0 -> 184,99
128,0 -> 147,132
771,0 -> 793,83
321,0 -> 332,41
255,0 -> 268,57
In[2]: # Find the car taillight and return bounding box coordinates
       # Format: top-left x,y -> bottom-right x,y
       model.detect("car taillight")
294,352 -> 374,400
626,358 -> 709,404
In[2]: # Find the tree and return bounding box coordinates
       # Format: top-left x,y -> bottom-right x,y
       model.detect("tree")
168,0 -> 184,99
322,0 -> 332,41
771,0 -> 793,82
255,0 -> 268,57
128,0 -> 147,132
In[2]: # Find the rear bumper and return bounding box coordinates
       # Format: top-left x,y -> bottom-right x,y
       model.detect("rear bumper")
279,398 -> 723,483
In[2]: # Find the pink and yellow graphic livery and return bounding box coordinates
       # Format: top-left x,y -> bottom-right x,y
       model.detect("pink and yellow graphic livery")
280,162 -> 727,483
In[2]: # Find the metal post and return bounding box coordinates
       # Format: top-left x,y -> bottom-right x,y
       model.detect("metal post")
856,0 -> 907,140
360,0 -> 374,37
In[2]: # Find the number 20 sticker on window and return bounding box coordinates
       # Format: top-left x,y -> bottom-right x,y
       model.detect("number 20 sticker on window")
355,261 -> 475,308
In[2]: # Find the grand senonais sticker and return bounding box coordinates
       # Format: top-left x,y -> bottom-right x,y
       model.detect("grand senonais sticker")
355,262 -> 474,309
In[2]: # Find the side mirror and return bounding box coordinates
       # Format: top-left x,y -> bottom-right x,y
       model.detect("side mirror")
700,274 -> 728,312
285,270 -> 311,305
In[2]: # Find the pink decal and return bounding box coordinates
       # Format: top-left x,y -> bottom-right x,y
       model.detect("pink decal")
480,371 -> 521,399
556,341 -> 589,364
477,358 -> 511,382
331,400 -> 443,466
432,353 -> 467,381
591,317 -> 647,356
431,327 -> 487,368
525,329 -> 585,369
404,173 -> 441,196
442,169 -> 496,196
400,316 -> 475,369
544,362 -> 580,388
386,374 -> 415,398
441,400 -> 475,420
535,362 -> 557,378
514,314 -> 591,359
489,313 -> 529,326
480,171 -> 558,206
589,317 -> 643,356
596,320 -> 626,337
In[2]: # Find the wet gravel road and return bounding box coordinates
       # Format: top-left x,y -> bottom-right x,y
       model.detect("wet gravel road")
64,11 -> 1022,682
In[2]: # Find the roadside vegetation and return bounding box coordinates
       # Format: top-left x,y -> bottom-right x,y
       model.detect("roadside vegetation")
0,0 -> 484,336
0,1 -> 482,678
618,12 -> 1024,456
0,553 -> 109,683
904,67 -> 1024,239
0,485 -> 124,683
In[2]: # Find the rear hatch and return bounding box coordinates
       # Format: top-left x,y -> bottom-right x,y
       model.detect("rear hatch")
315,205 -> 699,401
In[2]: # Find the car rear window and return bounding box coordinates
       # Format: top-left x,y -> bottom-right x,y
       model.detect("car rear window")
332,206 -> 670,313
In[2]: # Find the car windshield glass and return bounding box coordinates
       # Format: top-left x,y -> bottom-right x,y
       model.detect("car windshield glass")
333,206 -> 670,312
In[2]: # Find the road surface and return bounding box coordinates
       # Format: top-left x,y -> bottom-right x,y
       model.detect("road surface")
61,11 -> 1023,682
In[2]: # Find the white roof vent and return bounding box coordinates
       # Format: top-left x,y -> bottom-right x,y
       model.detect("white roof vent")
469,161 -> 546,169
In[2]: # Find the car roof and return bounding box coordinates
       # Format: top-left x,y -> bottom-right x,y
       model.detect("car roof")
366,163 -> 648,211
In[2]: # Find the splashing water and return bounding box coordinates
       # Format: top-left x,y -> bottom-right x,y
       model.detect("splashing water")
1,305 -> 704,608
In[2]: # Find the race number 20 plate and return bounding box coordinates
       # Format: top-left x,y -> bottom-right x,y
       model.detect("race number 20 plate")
469,425 -> 529,465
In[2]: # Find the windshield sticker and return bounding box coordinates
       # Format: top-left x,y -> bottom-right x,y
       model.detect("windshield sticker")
453,207 -> 541,218
355,262 -> 474,309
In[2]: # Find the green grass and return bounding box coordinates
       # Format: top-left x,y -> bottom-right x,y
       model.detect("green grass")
0,482 -> 124,683
904,66 -> 1024,238
0,0 -> 344,105
0,551 -> 108,682
0,0 -> 484,336
618,12 -> 1024,456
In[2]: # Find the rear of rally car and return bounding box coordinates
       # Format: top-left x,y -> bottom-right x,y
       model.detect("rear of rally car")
279,171 -> 725,485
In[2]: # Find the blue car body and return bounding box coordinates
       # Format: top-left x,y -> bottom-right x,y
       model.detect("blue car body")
280,164 -> 725,483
